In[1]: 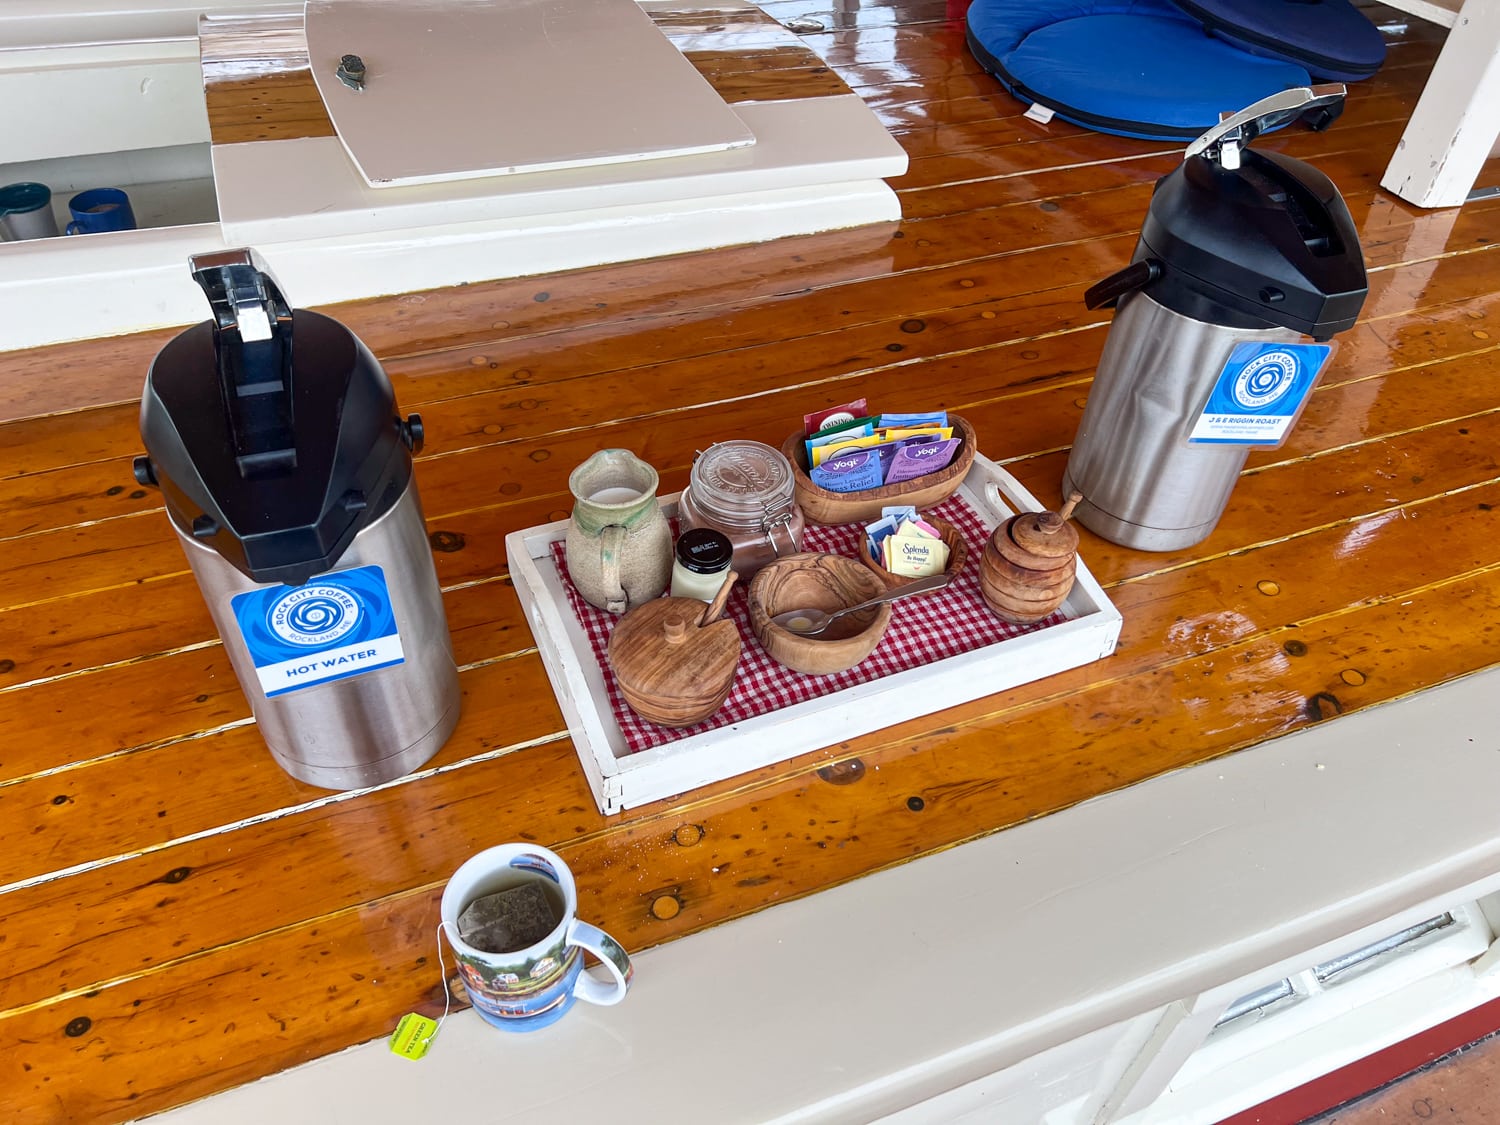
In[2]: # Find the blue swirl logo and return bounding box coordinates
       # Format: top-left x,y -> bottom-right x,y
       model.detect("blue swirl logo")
1233,350 -> 1299,409
268,585 -> 361,647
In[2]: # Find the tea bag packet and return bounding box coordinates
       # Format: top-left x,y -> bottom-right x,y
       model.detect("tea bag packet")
885,437 -> 961,485
804,399 -> 869,434
878,411 -> 948,429
458,883 -> 561,954
806,422 -> 874,465
799,405 -> 961,489
810,447 -> 885,492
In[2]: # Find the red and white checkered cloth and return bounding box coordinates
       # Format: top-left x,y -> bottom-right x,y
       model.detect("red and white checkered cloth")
549,495 -> 1063,754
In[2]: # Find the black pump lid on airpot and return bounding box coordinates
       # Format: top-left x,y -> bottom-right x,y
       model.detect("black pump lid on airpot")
1086,86 -> 1368,341
135,250 -> 423,586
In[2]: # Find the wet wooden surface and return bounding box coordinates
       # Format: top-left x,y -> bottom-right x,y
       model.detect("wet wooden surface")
3,2 -> 1500,1120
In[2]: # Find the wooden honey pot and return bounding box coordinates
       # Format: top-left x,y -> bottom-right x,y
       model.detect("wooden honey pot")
980,492 -> 1082,624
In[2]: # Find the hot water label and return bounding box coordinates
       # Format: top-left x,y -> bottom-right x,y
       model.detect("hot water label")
1189,342 -> 1333,446
231,565 -> 405,697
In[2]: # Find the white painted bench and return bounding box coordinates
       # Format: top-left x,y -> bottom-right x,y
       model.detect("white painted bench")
1380,0 -> 1500,206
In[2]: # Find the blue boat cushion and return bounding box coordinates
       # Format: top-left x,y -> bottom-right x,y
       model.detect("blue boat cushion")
1168,0 -> 1386,82
967,0 -> 1314,141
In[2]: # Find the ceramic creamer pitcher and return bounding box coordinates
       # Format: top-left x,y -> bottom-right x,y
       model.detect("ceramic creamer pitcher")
565,450 -> 671,615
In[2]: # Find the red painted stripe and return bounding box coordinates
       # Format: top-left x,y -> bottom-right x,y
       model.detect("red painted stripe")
1216,996 -> 1500,1124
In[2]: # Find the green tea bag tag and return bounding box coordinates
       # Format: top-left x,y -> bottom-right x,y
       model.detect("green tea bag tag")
389,1012 -> 440,1061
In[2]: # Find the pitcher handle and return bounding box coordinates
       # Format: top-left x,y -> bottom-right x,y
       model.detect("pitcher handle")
599,525 -> 628,615
567,919 -> 633,1006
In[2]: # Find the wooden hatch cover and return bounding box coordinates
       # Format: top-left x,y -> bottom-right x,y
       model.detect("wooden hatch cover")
304,0 -> 757,187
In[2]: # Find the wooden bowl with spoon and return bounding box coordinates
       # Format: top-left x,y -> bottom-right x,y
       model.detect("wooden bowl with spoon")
750,554 -> 951,675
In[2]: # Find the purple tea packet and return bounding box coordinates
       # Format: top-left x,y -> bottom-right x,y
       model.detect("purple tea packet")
883,437 -> 960,485
810,447 -> 885,493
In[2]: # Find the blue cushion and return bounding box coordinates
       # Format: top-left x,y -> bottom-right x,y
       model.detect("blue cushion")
967,0 -> 1314,141
1169,0 -> 1385,81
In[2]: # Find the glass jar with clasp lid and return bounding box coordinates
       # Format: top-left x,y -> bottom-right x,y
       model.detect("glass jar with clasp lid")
677,439 -> 805,580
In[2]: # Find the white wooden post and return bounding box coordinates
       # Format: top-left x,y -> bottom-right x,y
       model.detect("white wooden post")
1381,0 -> 1500,208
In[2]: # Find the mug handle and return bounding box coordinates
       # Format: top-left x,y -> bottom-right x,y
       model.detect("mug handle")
566,919 -> 633,1006
65,221 -> 83,236
598,524 -> 628,615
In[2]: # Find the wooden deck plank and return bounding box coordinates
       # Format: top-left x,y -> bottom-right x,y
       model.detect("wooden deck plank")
1,2 -> 1497,1119
5,364 -> 1499,876
6,554 -> 1500,1120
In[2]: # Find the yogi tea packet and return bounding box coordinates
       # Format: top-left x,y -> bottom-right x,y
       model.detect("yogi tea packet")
800,404 -> 961,492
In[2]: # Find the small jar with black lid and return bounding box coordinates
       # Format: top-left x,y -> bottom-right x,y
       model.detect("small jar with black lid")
677,440 -> 805,579
671,528 -> 734,601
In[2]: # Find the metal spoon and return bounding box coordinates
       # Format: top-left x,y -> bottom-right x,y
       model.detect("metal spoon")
770,572 -> 953,636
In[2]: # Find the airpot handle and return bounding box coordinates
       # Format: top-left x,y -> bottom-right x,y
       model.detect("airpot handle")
1085,259 -> 1162,310
1184,84 -> 1346,170
190,248 -> 297,479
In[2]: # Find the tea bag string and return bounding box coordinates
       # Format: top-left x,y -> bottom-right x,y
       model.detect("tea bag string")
423,921 -> 456,1048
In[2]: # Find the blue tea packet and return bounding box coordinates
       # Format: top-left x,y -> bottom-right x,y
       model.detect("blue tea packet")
811,447 -> 885,493
878,411 -> 948,429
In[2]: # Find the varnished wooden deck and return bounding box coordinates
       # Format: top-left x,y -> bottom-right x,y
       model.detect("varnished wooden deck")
3,3 -> 1499,1119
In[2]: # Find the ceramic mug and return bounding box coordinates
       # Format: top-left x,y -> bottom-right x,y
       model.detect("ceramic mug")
0,182 -> 59,240
440,844 -> 633,1032
65,187 -> 136,235
564,449 -> 672,615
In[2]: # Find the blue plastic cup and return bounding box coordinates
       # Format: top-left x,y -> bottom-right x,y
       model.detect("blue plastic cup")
65,187 -> 136,235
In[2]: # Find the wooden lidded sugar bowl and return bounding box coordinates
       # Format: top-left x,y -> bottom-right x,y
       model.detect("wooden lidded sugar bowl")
980,492 -> 1082,624
608,576 -> 740,727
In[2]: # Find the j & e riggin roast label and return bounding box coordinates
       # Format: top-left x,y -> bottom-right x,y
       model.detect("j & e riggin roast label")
1189,341 -> 1333,446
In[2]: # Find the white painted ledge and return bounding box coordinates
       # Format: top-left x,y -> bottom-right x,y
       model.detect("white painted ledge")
144,664 -> 1500,1125
0,11 -> 907,352
214,97 -> 906,244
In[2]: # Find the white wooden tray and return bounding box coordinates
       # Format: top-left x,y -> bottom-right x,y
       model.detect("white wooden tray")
505,454 -> 1122,814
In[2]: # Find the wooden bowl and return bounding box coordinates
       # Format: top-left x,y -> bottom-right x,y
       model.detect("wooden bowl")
857,514 -> 969,590
748,553 -> 890,675
781,415 -> 977,526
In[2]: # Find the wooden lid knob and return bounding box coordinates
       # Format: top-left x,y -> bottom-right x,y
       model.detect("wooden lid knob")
1007,491 -> 1081,559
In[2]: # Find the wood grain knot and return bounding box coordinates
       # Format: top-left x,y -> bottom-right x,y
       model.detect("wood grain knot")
428,531 -> 466,553
651,894 -> 682,920
158,866 -> 192,885
816,759 -> 866,786
1340,668 -> 1367,686
1257,580 -> 1281,596
1306,692 -> 1343,721
1283,640 -> 1308,656
906,796 -> 926,811
64,1017 -> 91,1037
672,824 -> 703,847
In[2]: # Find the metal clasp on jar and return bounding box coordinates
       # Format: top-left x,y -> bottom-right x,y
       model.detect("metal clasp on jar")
761,500 -> 798,558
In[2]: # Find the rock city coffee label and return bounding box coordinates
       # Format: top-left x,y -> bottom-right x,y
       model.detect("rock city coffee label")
230,564 -> 405,697
1189,341 -> 1333,446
